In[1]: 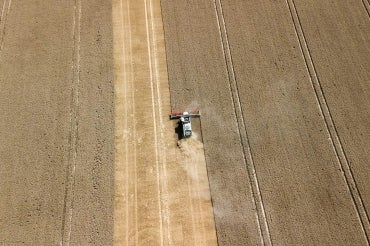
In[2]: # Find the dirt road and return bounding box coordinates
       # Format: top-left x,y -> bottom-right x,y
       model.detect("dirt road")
161,0 -> 370,245
113,0 -> 217,245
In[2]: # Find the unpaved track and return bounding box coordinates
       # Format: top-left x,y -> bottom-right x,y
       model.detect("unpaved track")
0,0 -> 114,244
161,0 -> 369,245
113,0 -> 217,244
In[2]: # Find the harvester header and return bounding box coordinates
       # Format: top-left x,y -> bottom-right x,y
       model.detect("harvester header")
169,110 -> 201,138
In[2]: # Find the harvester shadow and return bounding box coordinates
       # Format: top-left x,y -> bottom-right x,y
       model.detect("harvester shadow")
175,120 -> 183,140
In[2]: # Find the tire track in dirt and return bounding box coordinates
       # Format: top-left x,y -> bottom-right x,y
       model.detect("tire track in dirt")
145,0 -> 173,243
362,0 -> 370,16
61,0 -> 81,244
122,0 -> 139,244
0,0 -> 11,56
286,0 -> 370,241
0,0 -> 6,23
119,0 -> 131,243
212,0 -> 271,245
126,2 -> 139,244
144,0 -> 169,243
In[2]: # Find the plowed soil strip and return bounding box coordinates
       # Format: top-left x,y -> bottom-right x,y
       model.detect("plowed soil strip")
113,0 -> 217,244
287,0 -> 370,240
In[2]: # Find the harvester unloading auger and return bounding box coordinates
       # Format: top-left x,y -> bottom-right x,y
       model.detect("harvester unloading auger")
170,110 -> 201,138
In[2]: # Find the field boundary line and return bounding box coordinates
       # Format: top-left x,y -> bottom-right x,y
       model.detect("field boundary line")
0,0 -> 11,57
61,0 -> 81,245
213,0 -> 272,245
286,0 -> 370,242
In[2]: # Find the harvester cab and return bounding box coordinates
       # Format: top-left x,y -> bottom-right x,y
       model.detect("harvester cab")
170,110 -> 200,138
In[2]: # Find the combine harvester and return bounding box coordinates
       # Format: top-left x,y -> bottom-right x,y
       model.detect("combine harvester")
170,110 -> 201,138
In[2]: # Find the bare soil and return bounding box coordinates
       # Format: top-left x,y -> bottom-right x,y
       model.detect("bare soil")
161,0 -> 370,245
